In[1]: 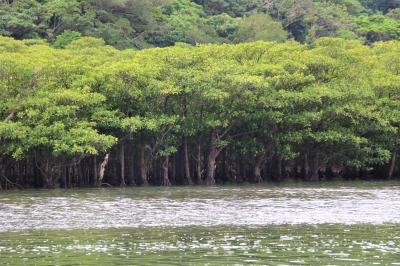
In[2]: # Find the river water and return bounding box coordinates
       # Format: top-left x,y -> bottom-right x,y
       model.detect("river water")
0,181 -> 400,265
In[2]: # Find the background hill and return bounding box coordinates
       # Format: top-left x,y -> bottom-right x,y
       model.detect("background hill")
1,0 -> 400,49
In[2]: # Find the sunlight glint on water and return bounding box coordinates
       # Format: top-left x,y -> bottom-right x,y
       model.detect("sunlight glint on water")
0,182 -> 400,265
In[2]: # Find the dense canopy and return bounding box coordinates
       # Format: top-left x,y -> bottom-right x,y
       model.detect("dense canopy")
0,36 -> 400,188
1,0 -> 400,49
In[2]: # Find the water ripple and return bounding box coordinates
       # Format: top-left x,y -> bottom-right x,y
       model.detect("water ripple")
0,186 -> 400,232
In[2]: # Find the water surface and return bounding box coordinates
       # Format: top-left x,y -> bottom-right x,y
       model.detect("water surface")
1,181 -> 400,265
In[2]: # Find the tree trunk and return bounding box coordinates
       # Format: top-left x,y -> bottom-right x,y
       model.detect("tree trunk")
389,150 -> 397,179
183,137 -> 193,185
276,156 -> 282,181
43,159 -> 56,189
206,154 -> 217,185
93,156 -> 97,186
140,146 -> 148,186
304,153 -> 310,180
120,143 -> 126,187
61,166 -> 67,189
161,156 -> 171,186
196,144 -> 202,184
206,132 -> 218,186
254,153 -> 266,183
227,157 -> 238,182
127,144 -> 136,186
310,153 -> 320,181
98,153 -> 110,186
171,154 -> 176,184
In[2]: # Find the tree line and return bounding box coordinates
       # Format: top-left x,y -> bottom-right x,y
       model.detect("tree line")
0,36 -> 400,189
1,0 -> 400,50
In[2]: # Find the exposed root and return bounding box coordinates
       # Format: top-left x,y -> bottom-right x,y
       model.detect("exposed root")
1,174 -> 23,190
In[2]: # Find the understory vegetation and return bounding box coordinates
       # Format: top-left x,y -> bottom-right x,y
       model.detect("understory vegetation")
1,36 -> 400,188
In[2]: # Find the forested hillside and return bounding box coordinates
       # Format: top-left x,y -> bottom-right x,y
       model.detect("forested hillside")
1,0 -> 400,49
1,36 -> 400,188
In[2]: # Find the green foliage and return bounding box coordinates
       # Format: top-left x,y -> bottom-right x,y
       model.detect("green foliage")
328,0 -> 366,15
52,30 -> 82,49
355,15 -> 400,41
2,0 -> 400,49
3,1 -> 400,188
193,0 -> 263,17
359,0 -> 400,13
306,2 -> 357,42
0,0 -> 44,39
235,13 -> 287,43
1,35 -> 400,186
388,8 -> 400,19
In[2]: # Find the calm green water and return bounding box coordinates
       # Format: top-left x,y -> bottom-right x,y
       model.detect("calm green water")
1,181 -> 400,265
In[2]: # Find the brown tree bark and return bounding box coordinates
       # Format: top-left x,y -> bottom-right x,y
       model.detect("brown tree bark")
161,156 -> 171,186
276,156 -> 282,181
120,143 -> 126,187
171,154 -> 176,184
45,160 -> 52,188
304,153 -> 310,180
61,166 -> 67,188
183,137 -> 194,185
206,132 -> 219,186
196,144 -> 203,184
93,156 -> 97,186
310,153 -> 320,181
140,145 -> 148,185
127,144 -> 136,186
206,152 -> 217,185
389,150 -> 397,179
98,153 -> 110,186
39,158 -> 56,189
254,153 -> 266,183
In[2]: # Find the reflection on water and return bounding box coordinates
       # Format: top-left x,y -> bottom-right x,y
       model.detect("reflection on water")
0,181 -> 400,265
0,225 -> 400,265
1,183 -> 400,231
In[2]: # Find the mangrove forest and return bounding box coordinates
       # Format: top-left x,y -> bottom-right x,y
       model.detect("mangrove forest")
2,0 -> 400,189
1,36 -> 400,189
2,1 -> 400,265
